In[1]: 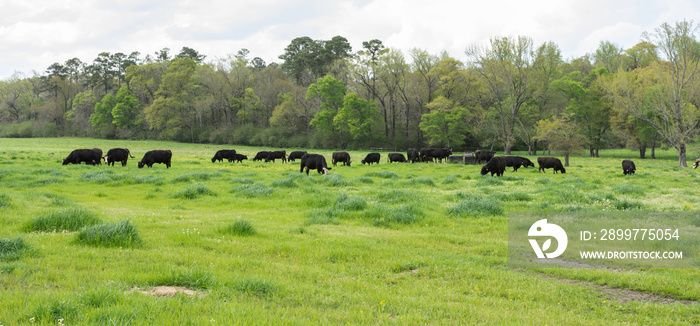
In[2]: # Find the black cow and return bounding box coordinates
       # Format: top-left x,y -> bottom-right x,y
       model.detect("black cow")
63,148 -> 102,165
475,150 -> 495,164
104,148 -> 134,166
421,147 -> 452,163
480,156 -> 506,176
252,151 -> 271,161
504,156 -> 535,172
407,148 -> 420,163
230,154 -> 247,163
138,150 -> 172,168
287,151 -> 307,162
361,152 -> 381,165
388,153 -> 407,163
622,159 -> 636,175
300,153 -> 332,175
211,149 -> 236,163
265,150 -> 287,163
537,157 -> 566,174
332,152 -> 351,166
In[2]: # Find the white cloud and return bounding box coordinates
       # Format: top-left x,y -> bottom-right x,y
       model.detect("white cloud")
1,0 -> 699,79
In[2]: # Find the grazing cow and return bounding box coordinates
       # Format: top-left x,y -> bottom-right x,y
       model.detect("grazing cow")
230,154 -> 247,163
287,151 -> 308,162
211,149 -> 236,163
622,159 -> 636,175
388,153 -> 407,163
504,156 -> 535,172
537,157 -> 566,174
407,148 -> 420,163
300,153 -> 332,175
265,150 -> 287,163
475,150 -> 495,164
480,156 -> 506,176
332,152 -> 351,167
693,158 -> 700,169
361,152 -> 381,165
104,148 -> 134,166
252,151 -> 271,161
138,150 -> 172,168
421,147 -> 453,163
63,148 -> 102,165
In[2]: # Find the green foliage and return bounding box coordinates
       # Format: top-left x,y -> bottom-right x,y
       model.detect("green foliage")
419,96 -> 470,147
75,219 -> 142,248
111,86 -> 141,129
91,93 -> 116,136
334,92 -> 380,142
24,207 -> 101,232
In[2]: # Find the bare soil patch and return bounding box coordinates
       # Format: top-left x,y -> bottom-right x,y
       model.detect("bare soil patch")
127,286 -> 204,298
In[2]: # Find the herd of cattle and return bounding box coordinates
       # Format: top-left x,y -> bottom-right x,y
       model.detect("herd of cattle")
61,147 -> 639,176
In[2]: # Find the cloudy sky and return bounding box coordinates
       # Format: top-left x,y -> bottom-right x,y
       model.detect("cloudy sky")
1,0 -> 698,79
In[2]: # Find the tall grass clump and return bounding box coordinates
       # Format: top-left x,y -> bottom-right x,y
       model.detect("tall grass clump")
305,207 -> 342,225
352,176 -> 374,184
319,173 -> 352,187
231,177 -> 255,184
172,184 -> 216,199
75,219 -> 142,248
477,176 -> 503,187
613,184 -> 645,197
407,177 -> 435,186
376,189 -> 420,204
152,267 -> 214,290
172,171 -> 219,183
28,298 -> 80,324
223,219 -> 256,236
231,183 -> 274,197
24,207 -> 100,232
335,193 -> 367,211
271,177 -> 297,188
80,170 -> 124,183
365,171 -> 398,179
233,277 -> 276,297
368,204 -> 424,227
0,192 -> 11,207
449,193 -> 503,217
0,237 -> 31,261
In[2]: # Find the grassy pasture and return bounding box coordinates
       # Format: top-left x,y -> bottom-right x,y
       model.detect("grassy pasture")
0,137 -> 699,325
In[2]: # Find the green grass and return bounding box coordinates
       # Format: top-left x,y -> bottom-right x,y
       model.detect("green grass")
75,219 -> 142,247
1,137 -> 700,325
23,206 -> 101,232
223,219 -> 257,236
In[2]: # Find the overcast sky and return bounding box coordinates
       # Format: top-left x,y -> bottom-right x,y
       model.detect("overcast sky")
1,0 -> 698,79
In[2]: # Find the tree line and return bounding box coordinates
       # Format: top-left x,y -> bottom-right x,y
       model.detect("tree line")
1,20 -> 699,166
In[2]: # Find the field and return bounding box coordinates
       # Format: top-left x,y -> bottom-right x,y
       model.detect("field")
1,137 -> 699,325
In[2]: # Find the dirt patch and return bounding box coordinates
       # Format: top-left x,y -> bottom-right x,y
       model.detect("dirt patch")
542,274 -> 697,305
127,286 -> 204,298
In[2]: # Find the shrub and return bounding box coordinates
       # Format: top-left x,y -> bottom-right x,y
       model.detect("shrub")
75,220 -> 142,248
449,194 -> 503,217
24,207 -> 100,232
0,237 -> 31,261
223,219 -> 256,236
172,184 -> 216,199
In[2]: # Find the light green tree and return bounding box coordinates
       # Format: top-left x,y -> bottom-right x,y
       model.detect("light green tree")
534,113 -> 587,166
111,86 -> 140,130
419,96 -> 470,147
334,92 -> 380,142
